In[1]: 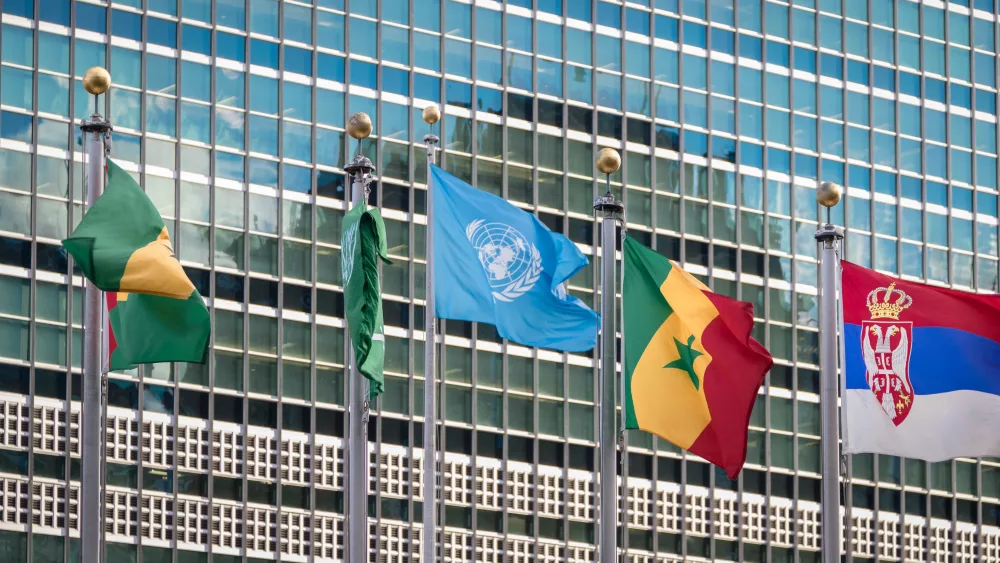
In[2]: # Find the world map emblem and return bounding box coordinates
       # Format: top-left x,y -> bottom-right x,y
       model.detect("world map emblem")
465,219 -> 542,302
341,222 -> 358,284
860,283 -> 914,426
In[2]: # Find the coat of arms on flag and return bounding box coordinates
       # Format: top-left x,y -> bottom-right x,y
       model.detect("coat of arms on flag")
860,283 -> 914,425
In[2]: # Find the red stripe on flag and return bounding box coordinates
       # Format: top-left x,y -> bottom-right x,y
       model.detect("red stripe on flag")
106,292 -> 118,358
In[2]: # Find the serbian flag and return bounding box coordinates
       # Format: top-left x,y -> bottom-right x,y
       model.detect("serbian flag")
842,261 -> 1000,460
64,159 -> 210,370
622,235 -> 773,478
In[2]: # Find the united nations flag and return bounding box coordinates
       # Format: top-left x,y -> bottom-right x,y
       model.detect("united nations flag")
430,165 -> 598,352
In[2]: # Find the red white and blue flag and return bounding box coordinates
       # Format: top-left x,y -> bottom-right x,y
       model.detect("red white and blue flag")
842,261 -> 1000,460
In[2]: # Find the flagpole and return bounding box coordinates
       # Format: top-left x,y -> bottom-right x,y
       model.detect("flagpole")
420,105 -> 441,563
815,182 -> 845,563
594,148 -> 623,563
79,67 -> 112,563
345,112 -> 374,563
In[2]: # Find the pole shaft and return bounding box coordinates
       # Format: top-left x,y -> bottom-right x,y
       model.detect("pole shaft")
347,178 -> 368,563
81,121 -> 108,563
422,136 -> 439,563
818,228 -> 843,562
598,210 -> 618,563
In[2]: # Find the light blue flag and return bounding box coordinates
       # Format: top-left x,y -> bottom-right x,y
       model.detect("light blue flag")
431,165 -> 598,352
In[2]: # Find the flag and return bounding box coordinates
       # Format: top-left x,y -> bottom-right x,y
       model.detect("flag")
107,291 -> 210,371
341,201 -> 390,398
63,158 -> 210,369
63,159 -> 197,300
430,165 -> 598,352
622,235 -> 772,478
842,261 -> 1000,460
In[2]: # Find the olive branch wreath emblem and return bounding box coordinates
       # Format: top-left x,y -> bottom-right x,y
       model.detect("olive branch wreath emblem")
466,219 -> 543,302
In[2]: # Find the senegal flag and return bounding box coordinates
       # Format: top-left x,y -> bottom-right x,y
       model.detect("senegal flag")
623,236 -> 772,478
64,159 -> 210,369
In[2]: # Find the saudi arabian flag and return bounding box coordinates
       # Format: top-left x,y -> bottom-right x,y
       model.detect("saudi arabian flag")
64,159 -> 210,369
623,235 -> 773,479
341,201 -> 390,399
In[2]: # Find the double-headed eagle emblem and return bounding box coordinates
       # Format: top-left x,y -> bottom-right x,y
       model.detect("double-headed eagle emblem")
860,283 -> 914,425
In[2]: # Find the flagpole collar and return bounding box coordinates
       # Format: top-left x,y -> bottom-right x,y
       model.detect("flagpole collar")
344,153 -> 375,177
815,223 -> 844,242
593,192 -> 624,216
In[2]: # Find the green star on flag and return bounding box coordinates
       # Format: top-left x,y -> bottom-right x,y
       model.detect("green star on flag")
665,335 -> 703,390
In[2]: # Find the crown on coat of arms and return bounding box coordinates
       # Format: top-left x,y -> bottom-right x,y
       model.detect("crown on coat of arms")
866,283 -> 913,320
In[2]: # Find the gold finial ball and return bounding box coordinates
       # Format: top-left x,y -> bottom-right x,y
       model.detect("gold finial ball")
817,181 -> 843,208
82,66 -> 111,96
347,112 -> 373,140
422,105 -> 441,125
596,147 -> 621,175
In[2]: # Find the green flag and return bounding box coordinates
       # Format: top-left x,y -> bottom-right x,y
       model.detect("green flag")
108,291 -> 210,371
341,201 -> 390,398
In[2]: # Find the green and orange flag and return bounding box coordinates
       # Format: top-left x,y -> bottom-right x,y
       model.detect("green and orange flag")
63,159 -> 210,370
623,235 -> 772,478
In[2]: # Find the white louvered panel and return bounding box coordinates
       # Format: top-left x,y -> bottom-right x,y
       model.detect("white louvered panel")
537,540 -> 563,563
566,544 -> 596,563
444,453 -> 472,505
246,429 -> 278,480
506,537 -> 534,563
476,533 -> 504,563
850,508 -> 874,558
624,553 -> 657,563
566,470 -> 594,521
141,415 -> 175,468
655,482 -> 682,533
536,466 -> 562,519
140,494 -> 173,544
796,501 -> 821,551
312,513 -> 343,561
177,421 -> 209,471
983,525 -> 1000,562
684,486 -> 711,536
31,481 -> 66,531
929,519 -> 952,563
378,520 -> 413,563
175,498 -> 209,547
412,448 -> 424,500
713,490 -> 738,540
443,529 -> 472,563
742,493 -> 767,543
476,458 -> 503,510
67,484 -> 79,534
627,479 -> 653,528
956,523 -> 978,563
212,424 -> 244,477
245,506 -> 278,554
280,510 -> 311,559
105,409 -> 139,463
105,489 -> 138,539
876,511 -> 900,560
0,399 -> 29,449
32,402 -> 66,455
281,432 -> 312,485
313,437 -> 344,489
68,408 -> 80,456
379,444 -> 411,498
211,502 -> 244,550
506,461 -> 535,514
903,516 -> 926,561
768,497 -> 795,547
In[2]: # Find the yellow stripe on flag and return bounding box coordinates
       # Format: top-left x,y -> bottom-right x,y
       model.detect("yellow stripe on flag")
631,266 -> 720,449
120,227 -> 196,299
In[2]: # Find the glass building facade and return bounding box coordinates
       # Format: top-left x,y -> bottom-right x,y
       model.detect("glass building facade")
0,0 -> 999,560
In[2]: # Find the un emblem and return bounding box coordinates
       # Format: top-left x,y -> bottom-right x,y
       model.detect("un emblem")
341,222 -> 358,284
466,219 -> 542,302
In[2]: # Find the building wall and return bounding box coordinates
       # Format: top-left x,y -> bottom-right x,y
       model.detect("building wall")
0,0 -> 998,561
